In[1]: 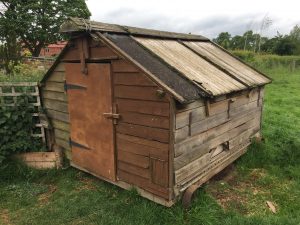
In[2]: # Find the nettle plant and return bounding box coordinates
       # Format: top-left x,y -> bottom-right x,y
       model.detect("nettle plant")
0,95 -> 42,163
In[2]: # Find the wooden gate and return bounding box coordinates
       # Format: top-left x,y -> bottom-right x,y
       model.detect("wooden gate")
65,63 -> 116,181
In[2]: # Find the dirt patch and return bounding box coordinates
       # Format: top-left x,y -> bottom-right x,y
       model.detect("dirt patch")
38,185 -> 57,205
207,167 -> 270,215
76,176 -> 97,192
211,164 -> 239,185
0,209 -> 12,225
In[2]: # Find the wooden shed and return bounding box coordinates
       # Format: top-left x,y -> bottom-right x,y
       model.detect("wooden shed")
40,18 -> 271,206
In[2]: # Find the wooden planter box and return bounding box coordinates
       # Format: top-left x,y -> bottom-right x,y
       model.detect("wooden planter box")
15,149 -> 63,169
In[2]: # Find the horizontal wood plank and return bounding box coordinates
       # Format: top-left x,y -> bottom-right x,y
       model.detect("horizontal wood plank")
54,63 -> 65,72
51,119 -> 70,132
175,106 -> 206,129
54,128 -> 70,142
120,112 -> 169,129
175,107 -> 261,157
117,170 -> 169,199
117,123 -> 169,143
47,71 -> 65,82
42,90 -> 68,102
118,161 -> 150,179
117,133 -> 169,150
175,152 -> 211,184
56,137 -> 70,150
116,98 -> 169,116
117,134 -> 168,160
114,85 -> 168,102
112,59 -> 139,73
118,150 -> 149,168
174,117 -> 259,170
114,72 -> 156,86
176,99 -> 205,113
43,99 -> 68,113
43,81 -> 65,93
46,109 -> 69,123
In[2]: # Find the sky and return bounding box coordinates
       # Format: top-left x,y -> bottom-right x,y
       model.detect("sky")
86,0 -> 300,39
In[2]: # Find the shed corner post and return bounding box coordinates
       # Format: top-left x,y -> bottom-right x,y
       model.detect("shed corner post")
168,97 -> 177,201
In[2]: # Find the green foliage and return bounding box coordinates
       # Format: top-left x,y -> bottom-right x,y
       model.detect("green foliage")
0,0 -> 91,59
0,95 -> 42,164
213,32 -> 232,49
231,50 -> 300,70
0,63 -> 45,82
214,25 -> 300,56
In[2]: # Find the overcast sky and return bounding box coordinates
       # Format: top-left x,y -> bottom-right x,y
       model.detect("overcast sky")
86,0 -> 300,39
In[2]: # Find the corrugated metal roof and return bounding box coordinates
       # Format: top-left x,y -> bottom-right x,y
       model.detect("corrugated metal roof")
183,41 -> 271,87
134,37 -> 246,96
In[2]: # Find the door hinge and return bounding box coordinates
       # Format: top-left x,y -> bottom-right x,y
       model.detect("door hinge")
69,138 -> 90,150
64,81 -> 87,92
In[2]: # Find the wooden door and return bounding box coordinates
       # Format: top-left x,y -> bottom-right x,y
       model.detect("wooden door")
65,63 -> 116,181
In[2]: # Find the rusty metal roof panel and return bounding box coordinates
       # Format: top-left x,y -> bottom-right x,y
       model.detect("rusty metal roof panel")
134,37 -> 246,96
183,41 -> 271,86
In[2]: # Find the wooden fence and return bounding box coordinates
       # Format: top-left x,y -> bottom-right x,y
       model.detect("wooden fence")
0,82 -> 45,143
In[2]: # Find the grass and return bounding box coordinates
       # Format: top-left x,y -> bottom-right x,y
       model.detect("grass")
1,65 -> 300,224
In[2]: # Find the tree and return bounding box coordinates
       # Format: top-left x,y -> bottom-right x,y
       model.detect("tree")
0,0 -> 91,57
213,32 -> 231,49
0,1 -> 21,74
289,25 -> 300,55
230,35 -> 244,50
273,36 -> 296,55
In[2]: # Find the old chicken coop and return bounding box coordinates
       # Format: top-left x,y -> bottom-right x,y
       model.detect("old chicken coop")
40,18 -> 271,206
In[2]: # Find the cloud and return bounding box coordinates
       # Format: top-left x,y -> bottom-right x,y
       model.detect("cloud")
90,5 -> 300,39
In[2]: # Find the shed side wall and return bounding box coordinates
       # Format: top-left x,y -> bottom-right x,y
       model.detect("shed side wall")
173,87 -> 264,193
112,59 -> 171,200
41,62 -> 71,159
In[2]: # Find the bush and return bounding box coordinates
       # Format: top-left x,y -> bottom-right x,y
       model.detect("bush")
231,50 -> 300,71
230,50 -> 256,62
0,95 -> 43,164
0,62 -> 45,82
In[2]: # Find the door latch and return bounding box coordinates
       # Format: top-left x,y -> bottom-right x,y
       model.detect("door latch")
103,103 -> 120,124
103,113 -> 120,119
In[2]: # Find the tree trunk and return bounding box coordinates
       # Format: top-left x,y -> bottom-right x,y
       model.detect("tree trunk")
32,42 -> 44,57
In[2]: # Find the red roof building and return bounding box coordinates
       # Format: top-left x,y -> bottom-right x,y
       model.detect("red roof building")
39,41 -> 67,57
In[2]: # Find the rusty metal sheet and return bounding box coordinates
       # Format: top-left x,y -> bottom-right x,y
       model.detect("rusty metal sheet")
134,37 -> 246,96
183,41 -> 271,86
65,63 -> 116,181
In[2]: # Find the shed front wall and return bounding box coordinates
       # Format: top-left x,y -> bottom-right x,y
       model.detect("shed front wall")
173,88 -> 264,194
41,35 -> 172,200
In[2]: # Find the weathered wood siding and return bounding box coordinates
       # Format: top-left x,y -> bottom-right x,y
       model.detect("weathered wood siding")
41,36 -> 119,160
41,62 -> 71,158
174,88 -> 264,190
113,59 -> 171,199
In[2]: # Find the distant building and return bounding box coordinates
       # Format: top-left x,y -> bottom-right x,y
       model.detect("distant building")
39,41 -> 67,57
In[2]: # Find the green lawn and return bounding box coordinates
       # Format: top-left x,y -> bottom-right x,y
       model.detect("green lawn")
1,66 -> 300,225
